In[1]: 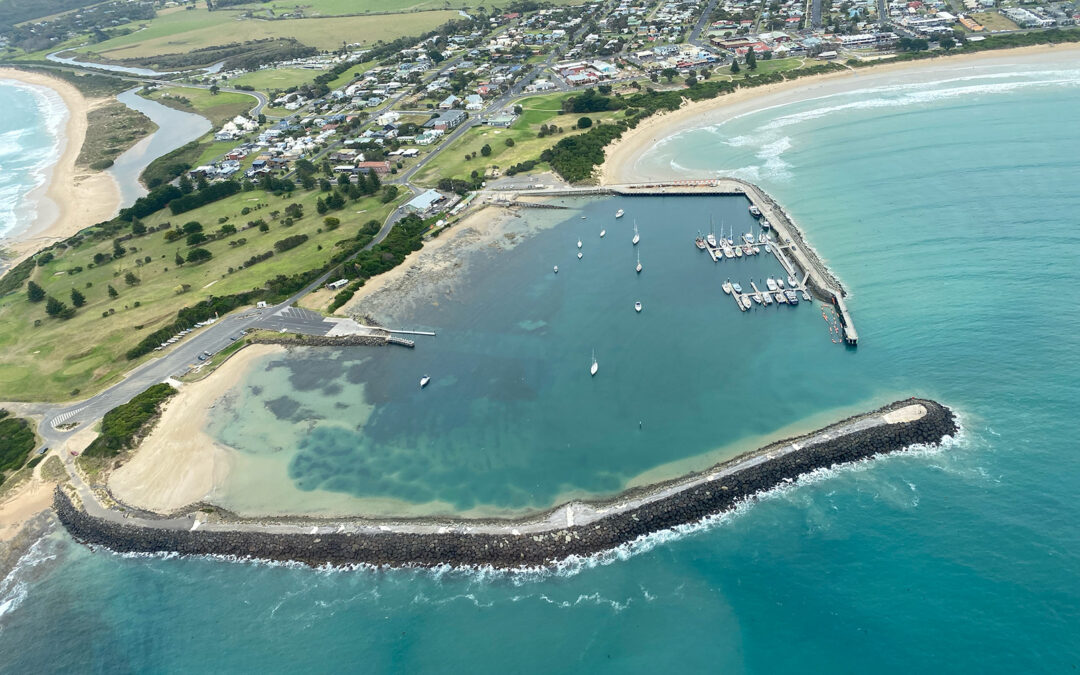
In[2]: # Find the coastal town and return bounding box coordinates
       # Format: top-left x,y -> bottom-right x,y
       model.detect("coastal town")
0,0 -> 1078,665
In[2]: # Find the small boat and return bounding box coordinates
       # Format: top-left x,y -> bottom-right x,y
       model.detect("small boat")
777,278 -> 786,289
802,291 -> 811,301
632,222 -> 640,246
752,246 -> 760,254
577,252 -> 583,259
741,296 -> 753,310
743,244 -> 753,255
420,375 -> 431,389
695,237 -> 706,250
634,301 -> 642,313
733,283 -> 743,293
722,280 -> 733,295
734,247 -> 743,258
615,209 -> 624,219
590,351 -> 599,376
705,233 -> 717,248
762,292 -> 773,306
553,265 -> 558,274
600,229 -> 606,238
774,291 -> 786,304
723,246 -> 734,259
749,205 -> 762,218
581,216 -> 587,219
786,290 -> 799,304
743,232 -> 755,244
577,239 -> 582,249
766,278 -> 778,291
752,292 -> 762,305
635,251 -> 642,274
787,275 -> 798,288
760,218 -> 770,229
764,244 -> 771,254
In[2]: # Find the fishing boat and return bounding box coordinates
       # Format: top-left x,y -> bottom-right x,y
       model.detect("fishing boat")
632,222 -> 640,246
787,275 -> 798,288
635,301 -> 642,313
600,229 -> 606,238
577,252 -> 583,259
635,251 -> 642,273
762,291 -> 773,306
766,278 -> 778,291
733,283 -> 743,293
420,375 -> 431,389
577,239 -> 582,249
615,209 -> 624,219
774,291 -> 786,304
722,280 -> 733,294
749,205 -> 762,218
786,290 -> 799,304
777,278 -> 785,289
590,351 -> 599,376
553,265 -> 558,274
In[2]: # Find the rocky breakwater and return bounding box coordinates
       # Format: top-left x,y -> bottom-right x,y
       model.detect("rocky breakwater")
249,333 -> 388,348
55,399 -> 957,570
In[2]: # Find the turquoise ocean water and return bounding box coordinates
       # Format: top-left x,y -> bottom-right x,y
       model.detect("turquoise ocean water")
0,81 -> 67,241
3,60 -> 1080,671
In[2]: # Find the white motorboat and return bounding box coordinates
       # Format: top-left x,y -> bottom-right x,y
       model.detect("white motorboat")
635,251 -> 642,273
615,209 -> 624,219
774,291 -> 786,304
420,375 -> 431,389
733,283 -> 743,293
706,233 -> 718,248
553,265 -> 558,274
777,278 -> 785,289
635,301 -> 642,313
766,278 -> 778,291
741,296 -> 753,310
762,292 -> 773,306
802,291 -> 811,301
600,229 -> 606,238
786,290 -> 799,304
722,280 -> 733,294
749,205 -> 762,218
577,239 -> 582,249
577,252 -> 583,259
752,292 -> 763,305
590,351 -> 599,376
632,222 -> 640,245
787,275 -> 798,288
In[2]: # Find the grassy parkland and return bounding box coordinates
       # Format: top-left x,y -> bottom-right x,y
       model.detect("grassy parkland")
0,177 -> 406,402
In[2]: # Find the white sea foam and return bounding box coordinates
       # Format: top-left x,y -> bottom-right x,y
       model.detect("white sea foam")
0,523 -> 61,626
0,80 -> 68,240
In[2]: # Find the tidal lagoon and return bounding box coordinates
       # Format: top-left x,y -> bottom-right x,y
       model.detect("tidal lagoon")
2,55 -> 1080,672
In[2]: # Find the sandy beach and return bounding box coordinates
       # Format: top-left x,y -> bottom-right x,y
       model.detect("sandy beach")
602,44 -> 1080,184
0,68 -> 121,264
109,344 -> 284,512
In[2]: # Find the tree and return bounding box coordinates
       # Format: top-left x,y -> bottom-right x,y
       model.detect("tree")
131,219 -> 146,236
45,295 -> 67,317
112,238 -> 126,258
186,232 -> 208,246
746,49 -> 757,70
650,72 -> 659,83
259,222 -> 270,232
316,197 -> 328,215
70,288 -> 86,307
337,173 -> 351,187
209,84 -> 219,96
182,221 -> 203,234
685,76 -> 697,87
730,59 -> 741,74
323,217 -> 340,230
175,251 -> 185,266
26,280 -> 45,303
124,271 -> 140,286
480,144 -> 492,157
504,137 -> 515,147
178,175 -> 194,194
940,36 -> 956,51
186,248 -> 212,264
661,67 -> 677,82
577,116 -> 592,129
108,284 -> 118,298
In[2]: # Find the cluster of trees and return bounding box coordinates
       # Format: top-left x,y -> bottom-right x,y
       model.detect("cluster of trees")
537,124 -> 565,138
169,181 -> 241,215
561,88 -> 622,115
315,172 -> 382,214
273,234 -> 309,253
327,215 -> 428,311
542,124 -> 626,183
83,384 -> 177,458
0,410 -> 36,482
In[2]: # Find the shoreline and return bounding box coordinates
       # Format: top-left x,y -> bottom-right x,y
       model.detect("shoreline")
601,43 -> 1080,184
0,68 -> 121,266
57,398 -> 958,569
107,344 -> 285,512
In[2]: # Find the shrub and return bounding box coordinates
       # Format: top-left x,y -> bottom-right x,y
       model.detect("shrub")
83,384 -> 177,458
274,234 -> 309,253
186,248 -> 213,264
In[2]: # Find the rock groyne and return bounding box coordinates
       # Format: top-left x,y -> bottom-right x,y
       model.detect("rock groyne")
55,399 -> 956,570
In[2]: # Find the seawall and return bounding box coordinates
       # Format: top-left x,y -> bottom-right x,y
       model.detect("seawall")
55,399 -> 956,570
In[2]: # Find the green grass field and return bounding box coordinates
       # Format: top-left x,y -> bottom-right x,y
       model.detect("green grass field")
970,11 -> 1020,31
0,187 -> 402,401
143,86 -> 255,127
78,7 -> 460,59
413,93 -> 625,186
227,67 -> 321,94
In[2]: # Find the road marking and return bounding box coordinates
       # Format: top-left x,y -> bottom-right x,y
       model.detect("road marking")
51,406 -> 87,428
